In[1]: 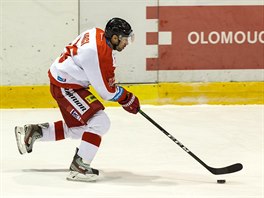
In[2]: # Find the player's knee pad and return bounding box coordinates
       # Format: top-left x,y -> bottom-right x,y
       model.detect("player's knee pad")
85,110 -> 110,136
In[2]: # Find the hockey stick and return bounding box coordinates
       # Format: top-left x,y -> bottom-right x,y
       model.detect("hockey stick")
139,109 -> 243,175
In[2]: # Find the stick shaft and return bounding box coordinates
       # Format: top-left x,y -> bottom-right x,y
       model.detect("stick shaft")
139,109 -> 207,166
138,109 -> 243,175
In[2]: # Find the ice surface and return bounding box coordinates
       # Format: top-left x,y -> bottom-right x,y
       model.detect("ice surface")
0,105 -> 263,198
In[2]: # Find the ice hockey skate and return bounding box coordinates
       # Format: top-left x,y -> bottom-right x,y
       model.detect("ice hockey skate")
14,123 -> 46,154
67,148 -> 99,182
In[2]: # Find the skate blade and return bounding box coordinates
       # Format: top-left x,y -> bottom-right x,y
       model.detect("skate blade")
14,126 -> 27,155
66,171 -> 98,182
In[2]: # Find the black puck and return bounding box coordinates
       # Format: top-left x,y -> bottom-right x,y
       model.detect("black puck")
217,179 -> 226,184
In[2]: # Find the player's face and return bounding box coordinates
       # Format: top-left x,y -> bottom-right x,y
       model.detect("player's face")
111,33 -> 135,52
116,37 -> 129,52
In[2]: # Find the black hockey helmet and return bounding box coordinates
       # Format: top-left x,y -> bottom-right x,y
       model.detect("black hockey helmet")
105,17 -> 133,39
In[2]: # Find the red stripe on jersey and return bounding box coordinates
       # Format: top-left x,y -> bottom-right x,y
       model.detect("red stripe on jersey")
54,120 -> 65,141
82,132 -> 101,147
95,28 -> 116,94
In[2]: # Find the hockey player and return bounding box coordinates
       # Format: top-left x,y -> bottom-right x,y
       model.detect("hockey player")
15,17 -> 140,182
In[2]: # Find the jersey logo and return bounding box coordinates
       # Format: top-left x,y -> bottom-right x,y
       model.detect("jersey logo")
57,76 -> 66,82
85,94 -> 97,104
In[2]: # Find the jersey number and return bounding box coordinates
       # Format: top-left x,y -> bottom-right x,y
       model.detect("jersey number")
58,32 -> 90,63
58,38 -> 80,63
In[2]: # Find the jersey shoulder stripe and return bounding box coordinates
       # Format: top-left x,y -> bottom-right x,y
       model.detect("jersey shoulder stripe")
95,28 -> 116,94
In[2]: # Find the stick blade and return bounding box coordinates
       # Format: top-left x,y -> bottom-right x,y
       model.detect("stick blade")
209,163 -> 243,175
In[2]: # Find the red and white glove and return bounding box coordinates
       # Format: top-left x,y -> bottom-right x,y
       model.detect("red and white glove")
119,92 -> 140,114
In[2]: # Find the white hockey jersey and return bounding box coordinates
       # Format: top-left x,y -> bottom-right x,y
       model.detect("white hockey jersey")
48,28 -> 127,102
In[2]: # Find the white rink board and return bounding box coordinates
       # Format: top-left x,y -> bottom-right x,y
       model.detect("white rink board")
1,0 -> 78,86
1,105 -> 263,198
1,0 -> 263,85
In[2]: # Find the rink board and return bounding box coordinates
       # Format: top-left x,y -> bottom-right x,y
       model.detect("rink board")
0,82 -> 263,108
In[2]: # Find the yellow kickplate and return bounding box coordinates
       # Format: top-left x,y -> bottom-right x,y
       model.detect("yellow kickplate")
0,82 -> 263,108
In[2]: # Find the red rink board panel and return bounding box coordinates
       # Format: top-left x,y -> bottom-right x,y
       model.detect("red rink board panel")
146,6 -> 264,70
